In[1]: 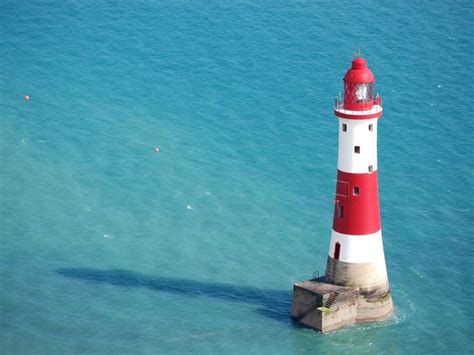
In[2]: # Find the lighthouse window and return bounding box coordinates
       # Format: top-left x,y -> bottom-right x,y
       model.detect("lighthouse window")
345,82 -> 374,104
354,146 -> 360,154
337,205 -> 344,218
353,187 -> 360,195
369,124 -> 373,131
342,123 -> 347,132
356,83 -> 374,102
368,165 -> 373,172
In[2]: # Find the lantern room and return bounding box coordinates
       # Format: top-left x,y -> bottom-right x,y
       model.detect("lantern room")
343,58 -> 376,111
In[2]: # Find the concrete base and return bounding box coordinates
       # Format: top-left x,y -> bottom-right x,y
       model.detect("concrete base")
291,277 -> 393,333
325,256 -> 389,294
356,289 -> 394,323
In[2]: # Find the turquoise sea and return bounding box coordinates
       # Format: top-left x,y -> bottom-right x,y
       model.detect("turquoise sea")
1,1 -> 473,353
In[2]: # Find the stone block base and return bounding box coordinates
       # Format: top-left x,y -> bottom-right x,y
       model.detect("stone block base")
291,277 -> 393,333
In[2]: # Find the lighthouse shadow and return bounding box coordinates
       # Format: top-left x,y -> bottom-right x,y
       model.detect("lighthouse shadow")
56,268 -> 293,324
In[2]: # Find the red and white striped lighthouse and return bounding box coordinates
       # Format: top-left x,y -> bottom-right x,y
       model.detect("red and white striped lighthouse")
291,57 -> 393,332
325,57 -> 393,321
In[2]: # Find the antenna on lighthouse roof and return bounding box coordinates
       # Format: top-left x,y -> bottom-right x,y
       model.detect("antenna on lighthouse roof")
352,49 -> 362,58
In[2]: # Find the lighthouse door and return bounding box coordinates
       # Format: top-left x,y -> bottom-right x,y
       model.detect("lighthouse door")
334,242 -> 341,260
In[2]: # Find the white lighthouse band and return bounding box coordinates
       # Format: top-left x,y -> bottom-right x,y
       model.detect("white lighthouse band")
337,117 -> 380,174
328,229 -> 388,275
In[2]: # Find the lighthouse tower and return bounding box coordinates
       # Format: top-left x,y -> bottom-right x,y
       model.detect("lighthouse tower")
291,57 -> 394,333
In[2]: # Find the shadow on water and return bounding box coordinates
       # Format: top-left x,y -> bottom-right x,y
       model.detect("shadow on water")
56,268 -> 294,324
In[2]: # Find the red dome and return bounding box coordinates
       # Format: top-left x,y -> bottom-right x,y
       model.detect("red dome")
344,58 -> 374,84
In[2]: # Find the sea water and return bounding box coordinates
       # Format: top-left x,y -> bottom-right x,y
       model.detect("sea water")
0,0 -> 472,353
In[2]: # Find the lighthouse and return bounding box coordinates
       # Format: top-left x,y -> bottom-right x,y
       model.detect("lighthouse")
291,57 -> 394,333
